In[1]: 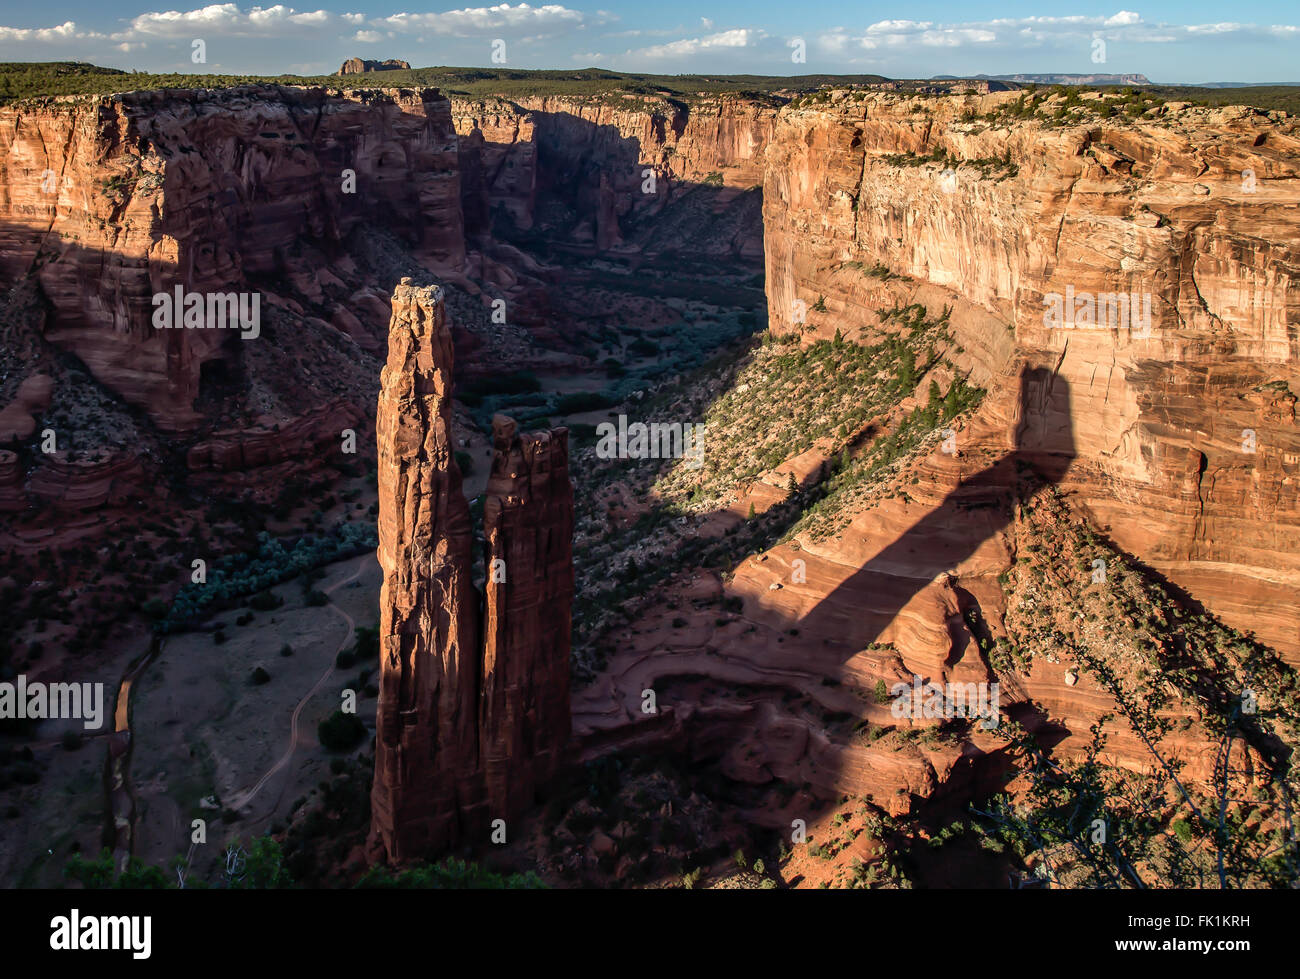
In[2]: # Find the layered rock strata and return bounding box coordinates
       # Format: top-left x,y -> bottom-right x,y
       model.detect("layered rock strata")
452,94 -> 777,256
763,90 -> 1300,657
0,85 -> 464,430
369,279 -> 479,862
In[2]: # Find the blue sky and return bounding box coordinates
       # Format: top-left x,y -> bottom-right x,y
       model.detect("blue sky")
1,2 -> 1297,81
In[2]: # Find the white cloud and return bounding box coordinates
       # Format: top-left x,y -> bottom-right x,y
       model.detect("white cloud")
125,4 -> 337,38
633,28 -> 761,60
830,11 -> 1295,57
0,20 -> 95,42
0,5 -> 1296,75
867,20 -> 932,34
1186,23 -> 1244,34
374,4 -> 589,38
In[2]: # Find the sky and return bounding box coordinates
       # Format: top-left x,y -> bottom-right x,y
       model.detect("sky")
0,2 -> 1297,82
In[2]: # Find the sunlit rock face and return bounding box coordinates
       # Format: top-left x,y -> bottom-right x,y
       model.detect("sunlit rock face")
0,85 -> 464,431
764,91 -> 1300,657
369,281 -> 573,864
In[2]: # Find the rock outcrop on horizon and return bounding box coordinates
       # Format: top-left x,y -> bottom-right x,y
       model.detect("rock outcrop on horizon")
369,280 -> 574,864
338,58 -> 411,75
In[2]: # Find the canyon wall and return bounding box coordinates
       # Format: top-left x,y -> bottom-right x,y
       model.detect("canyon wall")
764,91 -> 1300,656
0,85 -> 463,432
369,280 -> 574,863
452,94 -> 778,257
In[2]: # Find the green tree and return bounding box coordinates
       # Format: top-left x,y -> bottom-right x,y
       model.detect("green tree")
64,849 -> 169,889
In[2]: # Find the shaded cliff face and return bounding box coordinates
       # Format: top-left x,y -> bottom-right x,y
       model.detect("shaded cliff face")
763,90 -> 1300,656
370,282 -> 574,864
452,94 -> 777,259
481,414 -> 574,819
0,85 -> 464,432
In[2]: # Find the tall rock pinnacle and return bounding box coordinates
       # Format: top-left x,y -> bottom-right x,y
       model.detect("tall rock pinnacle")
369,279 -> 574,864
480,415 -> 575,819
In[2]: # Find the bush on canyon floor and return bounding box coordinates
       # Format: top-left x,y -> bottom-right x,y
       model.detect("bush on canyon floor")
317,710 -> 366,752
160,524 -> 376,631
356,858 -> 546,889
63,849 -> 168,889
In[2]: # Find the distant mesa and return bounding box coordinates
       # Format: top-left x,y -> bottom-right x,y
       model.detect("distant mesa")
338,57 -> 411,76
932,72 -> 1152,86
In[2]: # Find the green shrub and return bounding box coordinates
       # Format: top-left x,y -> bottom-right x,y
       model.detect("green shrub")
318,710 -> 366,751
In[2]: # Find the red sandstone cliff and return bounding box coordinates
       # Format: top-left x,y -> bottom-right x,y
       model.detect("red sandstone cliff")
370,279 -> 479,861
451,94 -> 777,257
763,90 -> 1300,658
0,85 -> 464,432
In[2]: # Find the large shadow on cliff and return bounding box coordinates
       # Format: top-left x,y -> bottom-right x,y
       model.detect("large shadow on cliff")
625,366 -> 1077,819
794,365 -> 1074,649
778,366 -> 1076,804
460,105 -> 765,275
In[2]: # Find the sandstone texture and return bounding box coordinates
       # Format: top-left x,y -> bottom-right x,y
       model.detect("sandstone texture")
369,281 -> 574,863
0,85 -> 463,431
370,279 -> 480,861
452,94 -> 777,258
764,91 -> 1300,657
480,414 -> 574,819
